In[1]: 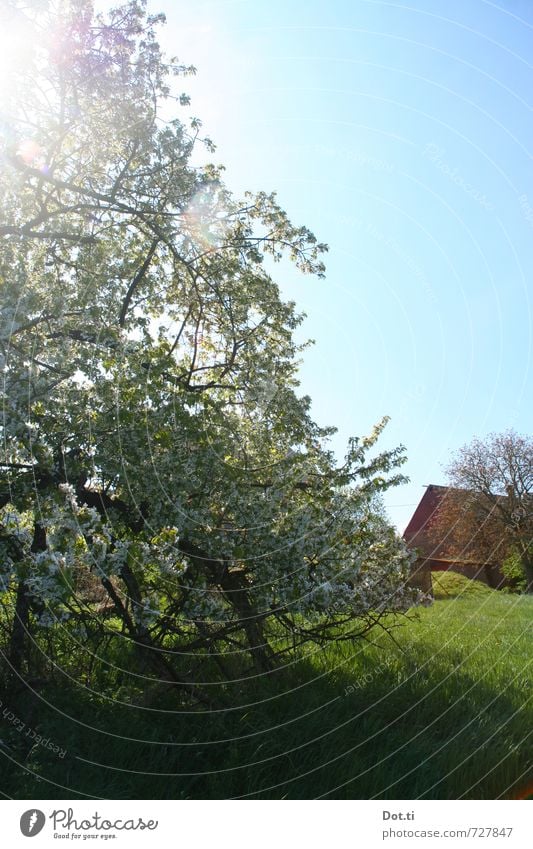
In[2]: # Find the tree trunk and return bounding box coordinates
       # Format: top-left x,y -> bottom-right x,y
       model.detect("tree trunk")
520,553 -> 533,593
178,538 -> 275,673
219,569 -> 275,673
8,580 -> 31,676
7,522 -> 46,676
100,570 -> 211,705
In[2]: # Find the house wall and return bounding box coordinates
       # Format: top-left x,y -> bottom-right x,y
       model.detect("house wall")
403,485 -> 509,592
430,560 -> 506,588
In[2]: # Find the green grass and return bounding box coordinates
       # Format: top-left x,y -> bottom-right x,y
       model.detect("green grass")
431,569 -> 495,600
1,591 -> 531,799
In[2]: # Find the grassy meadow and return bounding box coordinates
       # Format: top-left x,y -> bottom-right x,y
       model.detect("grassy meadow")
1,573 -> 531,800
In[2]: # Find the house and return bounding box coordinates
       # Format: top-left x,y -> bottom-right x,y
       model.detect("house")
403,484 -> 507,594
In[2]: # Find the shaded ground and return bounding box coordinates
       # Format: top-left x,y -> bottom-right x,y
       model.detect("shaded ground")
1,589 -> 531,799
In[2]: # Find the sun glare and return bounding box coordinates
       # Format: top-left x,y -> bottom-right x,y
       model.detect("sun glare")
0,5 -> 40,103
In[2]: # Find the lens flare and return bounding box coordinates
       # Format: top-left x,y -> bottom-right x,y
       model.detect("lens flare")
0,5 -> 40,105
183,186 -> 231,249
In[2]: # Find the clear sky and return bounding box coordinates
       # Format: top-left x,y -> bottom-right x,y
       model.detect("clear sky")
127,1 -> 533,529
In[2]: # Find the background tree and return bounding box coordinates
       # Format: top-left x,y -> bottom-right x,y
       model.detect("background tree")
434,431 -> 533,592
0,0 -> 416,699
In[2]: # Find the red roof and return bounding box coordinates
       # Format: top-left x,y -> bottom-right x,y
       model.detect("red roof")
403,484 -> 503,568
403,484 -> 448,545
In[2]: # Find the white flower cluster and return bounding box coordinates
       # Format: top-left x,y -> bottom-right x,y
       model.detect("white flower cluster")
0,508 -> 33,545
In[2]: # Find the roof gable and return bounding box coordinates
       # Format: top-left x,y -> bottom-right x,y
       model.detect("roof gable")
403,484 -> 449,544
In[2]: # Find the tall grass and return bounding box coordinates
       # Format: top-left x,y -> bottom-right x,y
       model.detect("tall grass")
1,588 -> 531,799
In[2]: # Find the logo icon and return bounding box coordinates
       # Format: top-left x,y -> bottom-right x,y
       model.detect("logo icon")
20,809 -> 46,837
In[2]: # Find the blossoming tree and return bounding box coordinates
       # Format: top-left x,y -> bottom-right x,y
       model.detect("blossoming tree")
0,0 -> 417,696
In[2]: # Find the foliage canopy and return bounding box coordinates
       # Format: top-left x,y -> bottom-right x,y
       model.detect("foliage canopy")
435,430 -> 533,593
0,0 -> 415,697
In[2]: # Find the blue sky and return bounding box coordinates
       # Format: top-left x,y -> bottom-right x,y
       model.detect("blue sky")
144,0 -> 533,530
